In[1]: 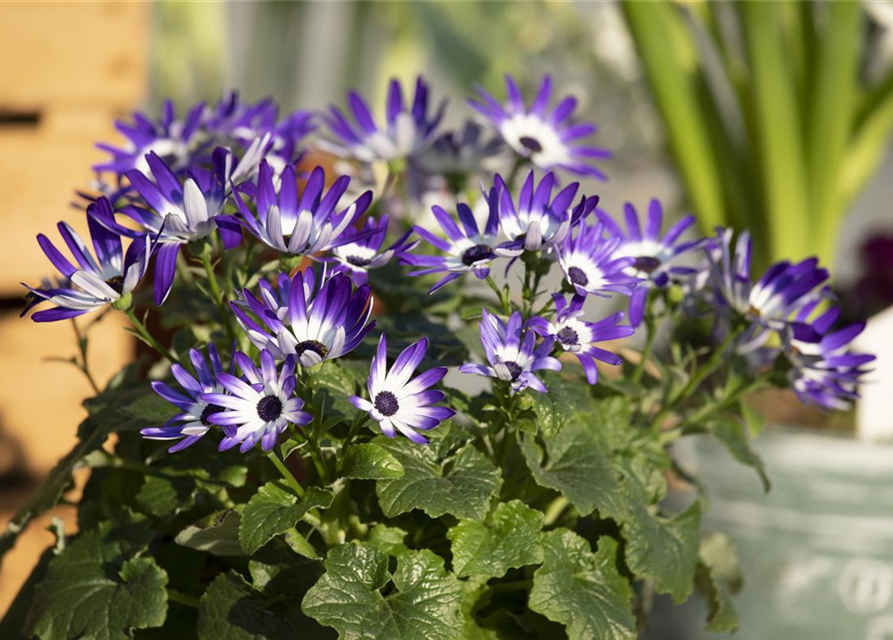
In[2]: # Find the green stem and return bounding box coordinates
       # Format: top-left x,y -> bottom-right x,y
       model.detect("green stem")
542,496 -> 569,527
484,276 -> 512,316
166,588 -> 200,609
122,309 -> 178,364
70,319 -> 100,394
266,450 -> 305,498
199,250 -> 237,342
488,578 -> 532,594
631,295 -> 656,384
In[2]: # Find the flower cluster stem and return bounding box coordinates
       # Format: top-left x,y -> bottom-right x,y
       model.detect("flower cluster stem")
267,450 -> 305,498
122,309 -> 178,364
199,249 -> 237,343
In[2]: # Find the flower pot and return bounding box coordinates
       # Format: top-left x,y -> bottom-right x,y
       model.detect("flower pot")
647,427 -> 893,640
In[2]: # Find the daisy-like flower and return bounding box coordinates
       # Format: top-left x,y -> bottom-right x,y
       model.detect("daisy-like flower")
709,228 -> 830,330
24,198 -> 152,322
597,198 -> 703,326
468,74 -> 610,179
140,344 -> 231,452
233,264 -> 330,326
234,163 -> 373,258
529,295 -> 635,384
230,270 -> 375,367
406,187 -> 501,292
350,335 -> 455,444
113,142 -> 269,304
321,76 -> 447,163
557,221 -> 640,298
94,99 -> 205,177
460,309 -> 560,394
328,216 -> 417,285
785,305 -> 875,411
202,350 -> 311,453
494,170 -> 579,254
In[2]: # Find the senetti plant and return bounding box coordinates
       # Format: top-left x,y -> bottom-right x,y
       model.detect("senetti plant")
4,77 -> 874,640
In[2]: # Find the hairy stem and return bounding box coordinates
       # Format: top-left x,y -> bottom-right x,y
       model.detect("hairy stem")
199,249 -> 237,342
122,309 -> 178,364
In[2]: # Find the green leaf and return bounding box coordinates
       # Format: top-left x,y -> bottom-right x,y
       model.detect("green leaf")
314,364 -> 362,418
709,417 -> 771,491
302,543 -> 463,640
375,439 -> 502,521
175,509 -> 244,557
342,443 -> 405,480
695,533 -> 743,633
518,424 -> 625,519
448,500 -> 544,579
198,570 -> 330,640
0,380 -> 170,566
26,517 -> 168,640
457,578 -> 499,640
531,373 -> 596,437
529,531 -> 635,640
618,459 -> 701,603
239,482 -> 333,554
366,524 -> 409,557
136,475 -> 196,519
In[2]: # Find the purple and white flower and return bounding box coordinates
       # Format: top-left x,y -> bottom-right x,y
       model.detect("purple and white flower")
24,198 -> 152,322
350,335 -> 455,444
202,350 -> 311,453
233,265 -> 330,327
234,163 -> 373,257
415,121 -> 506,177
230,270 -> 375,367
784,304 -> 875,411
597,199 -> 702,326
494,170 -> 578,254
329,215 -> 417,285
140,344 -> 231,452
406,188 -> 501,292
460,309 -> 561,394
321,77 -> 447,163
709,228 -> 830,330
529,296 -> 635,384
94,99 -> 205,176
557,221 -> 640,298
468,74 -> 610,179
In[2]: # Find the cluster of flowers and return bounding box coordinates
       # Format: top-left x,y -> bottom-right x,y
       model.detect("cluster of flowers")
23,75 -> 874,454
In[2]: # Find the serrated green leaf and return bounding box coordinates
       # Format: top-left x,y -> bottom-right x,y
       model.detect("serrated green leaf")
531,373 -> 596,437
458,577 -> 499,640
302,543 -> 463,640
375,439 -> 502,521
448,500 -> 544,579
239,482 -> 333,554
529,531 -> 635,640
695,533 -> 742,633
175,509 -> 244,556
518,424 -> 625,519
26,517 -> 168,640
584,396 -> 636,453
619,459 -> 701,603
366,524 -> 409,556
342,443 -> 405,479
199,570 -> 330,640
314,364 -> 362,418
136,475 -> 196,519
709,417 -> 771,491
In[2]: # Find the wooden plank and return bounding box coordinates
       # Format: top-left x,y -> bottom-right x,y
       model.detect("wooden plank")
0,3 -> 147,109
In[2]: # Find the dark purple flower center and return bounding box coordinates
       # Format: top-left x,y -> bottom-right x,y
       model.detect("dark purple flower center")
462,244 -> 494,266
567,266 -> 589,287
256,395 -> 283,422
200,404 -> 224,426
502,361 -> 523,381
519,136 -> 543,153
295,340 -> 329,359
106,275 -> 125,294
346,255 -> 372,267
633,256 -> 661,274
557,327 -> 579,347
374,391 -> 399,417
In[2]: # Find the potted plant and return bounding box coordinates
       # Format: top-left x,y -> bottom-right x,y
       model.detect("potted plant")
0,75 -> 872,640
